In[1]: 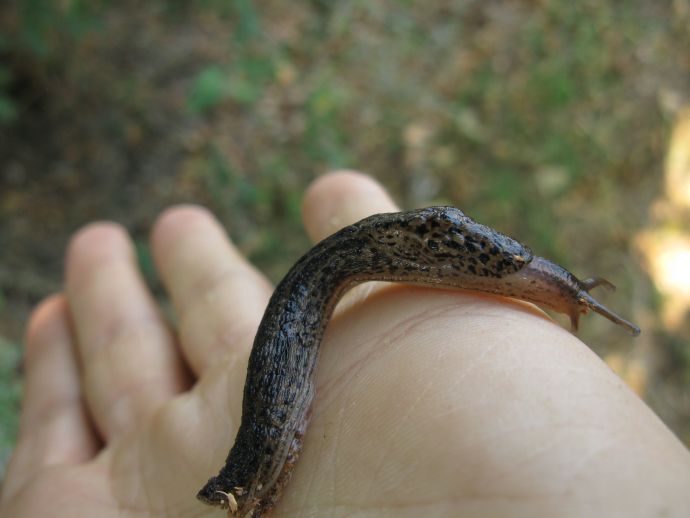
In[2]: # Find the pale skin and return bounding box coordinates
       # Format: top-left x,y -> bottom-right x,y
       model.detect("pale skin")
1,171 -> 690,518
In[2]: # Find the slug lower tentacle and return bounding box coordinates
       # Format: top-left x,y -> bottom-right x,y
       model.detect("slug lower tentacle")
196,206 -> 639,517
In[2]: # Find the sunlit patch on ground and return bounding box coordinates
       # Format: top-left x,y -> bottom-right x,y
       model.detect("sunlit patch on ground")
665,107 -> 690,210
637,108 -> 690,330
638,232 -> 690,328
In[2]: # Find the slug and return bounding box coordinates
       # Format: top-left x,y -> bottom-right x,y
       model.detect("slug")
196,206 -> 640,517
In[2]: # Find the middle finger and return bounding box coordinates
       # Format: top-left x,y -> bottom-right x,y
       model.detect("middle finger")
151,205 -> 273,376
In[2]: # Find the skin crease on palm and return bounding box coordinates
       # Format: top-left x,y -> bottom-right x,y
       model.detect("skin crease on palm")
1,172 -> 690,518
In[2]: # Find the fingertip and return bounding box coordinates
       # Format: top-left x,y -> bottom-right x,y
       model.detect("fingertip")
152,204 -> 216,242
302,170 -> 399,242
305,170 -> 383,197
150,205 -> 225,262
67,221 -> 130,254
303,170 -> 397,214
66,222 -> 133,273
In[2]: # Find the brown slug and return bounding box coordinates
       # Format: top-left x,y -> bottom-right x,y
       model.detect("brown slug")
196,206 -> 640,517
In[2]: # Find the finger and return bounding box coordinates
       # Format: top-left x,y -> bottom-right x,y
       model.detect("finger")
150,205 -> 273,376
2,295 -> 99,499
66,223 -> 190,440
302,170 -> 399,312
302,170 -> 399,241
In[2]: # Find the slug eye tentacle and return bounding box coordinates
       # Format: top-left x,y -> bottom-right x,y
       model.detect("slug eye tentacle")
574,278 -> 641,336
581,276 -> 616,292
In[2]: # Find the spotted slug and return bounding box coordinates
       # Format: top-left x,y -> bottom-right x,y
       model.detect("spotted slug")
197,206 -> 640,517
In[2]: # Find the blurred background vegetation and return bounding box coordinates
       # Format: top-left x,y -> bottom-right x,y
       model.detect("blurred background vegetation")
1,0 -> 690,478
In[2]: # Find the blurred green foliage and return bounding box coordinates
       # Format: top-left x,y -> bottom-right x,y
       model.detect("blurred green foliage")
1,0 -> 110,124
187,0 -> 275,113
188,66 -> 230,113
18,0 -> 107,56
0,57 -> 18,123
0,336 -> 21,475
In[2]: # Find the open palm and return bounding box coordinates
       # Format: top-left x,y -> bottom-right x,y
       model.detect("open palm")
2,172 -> 689,517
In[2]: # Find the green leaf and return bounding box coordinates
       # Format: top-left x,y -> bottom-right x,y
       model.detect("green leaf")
188,66 -> 227,113
0,96 -> 18,124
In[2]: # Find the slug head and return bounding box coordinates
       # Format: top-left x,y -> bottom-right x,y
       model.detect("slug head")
367,208 -> 640,335
512,256 -> 641,336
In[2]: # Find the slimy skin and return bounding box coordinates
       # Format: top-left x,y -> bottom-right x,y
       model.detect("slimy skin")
196,206 -> 639,517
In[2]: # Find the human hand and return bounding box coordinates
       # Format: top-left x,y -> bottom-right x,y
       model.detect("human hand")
2,171 -> 689,517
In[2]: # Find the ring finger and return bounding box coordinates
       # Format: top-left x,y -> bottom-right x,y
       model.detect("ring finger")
66,223 -> 190,441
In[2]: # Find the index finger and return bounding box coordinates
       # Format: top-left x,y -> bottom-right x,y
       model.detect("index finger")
301,171 -> 399,314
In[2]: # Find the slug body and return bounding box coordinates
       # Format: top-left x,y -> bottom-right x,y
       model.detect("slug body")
197,206 -> 639,516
